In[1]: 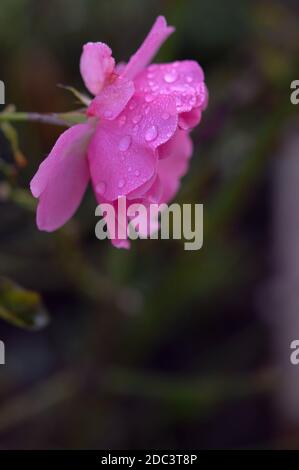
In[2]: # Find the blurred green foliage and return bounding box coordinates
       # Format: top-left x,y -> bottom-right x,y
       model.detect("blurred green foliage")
0,277 -> 49,330
0,0 -> 298,450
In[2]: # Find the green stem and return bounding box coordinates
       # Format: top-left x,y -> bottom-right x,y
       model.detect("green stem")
0,111 -> 68,127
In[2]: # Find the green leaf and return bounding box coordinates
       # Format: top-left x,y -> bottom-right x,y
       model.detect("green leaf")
57,84 -> 91,106
0,277 -> 50,330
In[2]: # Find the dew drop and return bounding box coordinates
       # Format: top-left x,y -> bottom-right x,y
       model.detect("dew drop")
95,181 -> 106,195
118,135 -> 131,152
132,114 -> 142,124
104,110 -> 113,118
129,100 -> 136,110
118,178 -> 126,189
145,94 -> 154,103
164,71 -> 177,83
189,96 -> 196,107
187,75 -> 193,83
135,170 -> 140,177
128,166 -> 132,172
162,112 -> 170,120
145,125 -> 158,142
118,115 -> 126,127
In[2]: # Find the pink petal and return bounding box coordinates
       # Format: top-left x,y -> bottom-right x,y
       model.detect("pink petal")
157,129 -> 193,203
179,107 -> 202,130
115,62 -> 126,74
30,122 -> 94,231
87,75 -> 135,120
88,93 -> 177,201
122,16 -> 175,80
98,198 -> 130,249
134,61 -> 207,117
80,42 -> 115,95
127,173 -> 157,200
143,174 -> 163,203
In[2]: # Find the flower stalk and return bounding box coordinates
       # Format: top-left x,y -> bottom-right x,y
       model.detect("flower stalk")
0,111 -> 87,127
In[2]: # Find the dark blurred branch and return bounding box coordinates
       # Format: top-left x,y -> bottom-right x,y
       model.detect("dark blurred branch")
0,369 -> 82,435
0,365 -> 276,435
103,366 -> 277,417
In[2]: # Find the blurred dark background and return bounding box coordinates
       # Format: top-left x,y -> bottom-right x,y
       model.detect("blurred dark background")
0,0 -> 299,449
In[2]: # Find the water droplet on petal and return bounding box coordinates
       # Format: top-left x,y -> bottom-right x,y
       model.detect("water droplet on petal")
132,114 -> 142,124
135,170 -> 140,177
189,96 -> 196,106
118,115 -> 126,127
187,75 -> 193,83
145,94 -> 154,103
145,125 -> 158,142
96,181 -> 106,195
118,178 -> 126,189
104,110 -> 113,118
128,166 -> 132,172
118,135 -> 131,152
164,71 -> 177,83
162,112 -> 170,120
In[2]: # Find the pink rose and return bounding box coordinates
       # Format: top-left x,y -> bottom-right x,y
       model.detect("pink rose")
30,16 -> 208,248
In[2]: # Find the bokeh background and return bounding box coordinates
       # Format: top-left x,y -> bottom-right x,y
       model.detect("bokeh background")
0,0 -> 299,449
